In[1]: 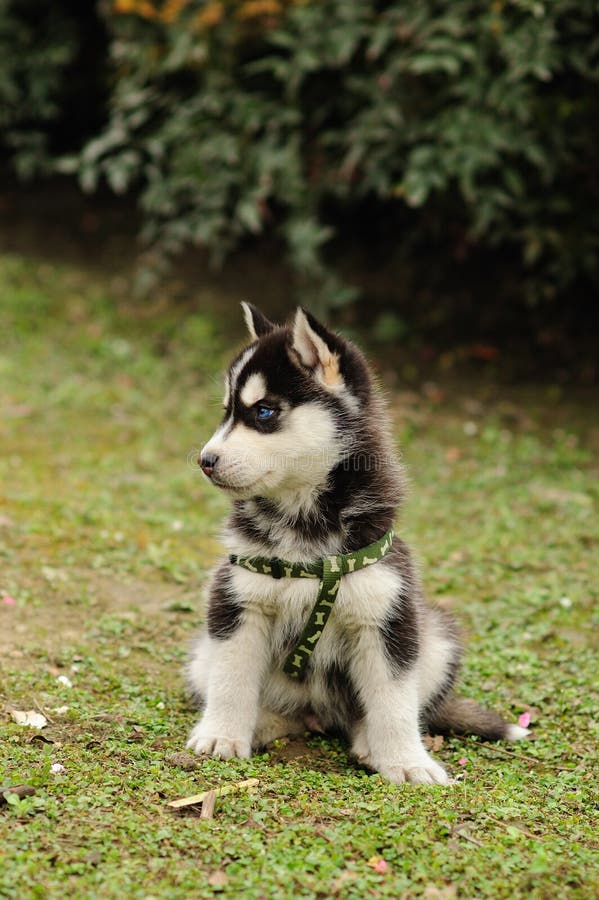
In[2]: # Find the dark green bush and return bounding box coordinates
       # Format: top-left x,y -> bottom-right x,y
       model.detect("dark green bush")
0,0 -> 107,178
0,0 -> 79,177
3,0 -> 599,310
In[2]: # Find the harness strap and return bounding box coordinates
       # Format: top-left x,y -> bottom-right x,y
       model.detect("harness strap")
229,527 -> 394,680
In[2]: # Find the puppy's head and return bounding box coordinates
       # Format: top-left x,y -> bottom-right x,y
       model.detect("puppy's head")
199,304 -> 372,501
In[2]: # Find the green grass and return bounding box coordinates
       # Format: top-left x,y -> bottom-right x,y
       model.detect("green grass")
1,254 -> 597,899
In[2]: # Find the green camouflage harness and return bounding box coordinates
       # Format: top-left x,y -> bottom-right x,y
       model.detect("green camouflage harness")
229,527 -> 394,680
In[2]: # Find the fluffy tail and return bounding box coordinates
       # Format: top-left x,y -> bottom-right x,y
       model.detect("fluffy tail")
426,694 -> 529,742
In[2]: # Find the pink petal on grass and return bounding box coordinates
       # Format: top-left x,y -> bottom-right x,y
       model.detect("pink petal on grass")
518,712 -> 531,729
2,594 -> 16,606
367,857 -> 388,874
458,758 -> 468,766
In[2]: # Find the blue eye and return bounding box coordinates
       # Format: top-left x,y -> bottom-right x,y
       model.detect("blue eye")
257,405 -> 275,420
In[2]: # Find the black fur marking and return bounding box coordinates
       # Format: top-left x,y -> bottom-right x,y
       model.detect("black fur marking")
244,332 -> 326,407
379,597 -> 420,673
377,539 -> 422,672
321,663 -> 364,727
229,505 -> 268,544
206,563 -> 243,640
244,303 -> 276,338
234,392 -> 284,433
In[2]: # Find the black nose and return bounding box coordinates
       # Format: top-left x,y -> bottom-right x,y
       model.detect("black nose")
199,452 -> 219,477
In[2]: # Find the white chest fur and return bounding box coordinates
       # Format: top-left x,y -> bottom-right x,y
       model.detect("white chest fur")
230,561 -> 403,664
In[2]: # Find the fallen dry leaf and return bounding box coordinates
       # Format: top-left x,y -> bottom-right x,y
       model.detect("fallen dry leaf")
330,869 -> 359,894
423,885 -> 457,899
167,751 -> 199,771
421,382 -> 446,403
10,709 -> 48,729
469,343 -> 499,361
41,565 -> 68,584
0,785 -> 35,804
207,870 -> 228,889
126,725 -> 146,743
444,447 -> 462,464
29,733 -> 55,745
424,734 -> 444,752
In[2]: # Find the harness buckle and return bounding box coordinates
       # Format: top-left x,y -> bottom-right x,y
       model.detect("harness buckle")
270,558 -> 284,579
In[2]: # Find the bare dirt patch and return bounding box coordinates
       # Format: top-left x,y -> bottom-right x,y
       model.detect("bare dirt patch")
1,571 -> 203,657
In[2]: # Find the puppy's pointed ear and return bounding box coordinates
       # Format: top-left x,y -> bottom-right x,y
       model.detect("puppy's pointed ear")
241,302 -> 276,340
289,307 -> 343,388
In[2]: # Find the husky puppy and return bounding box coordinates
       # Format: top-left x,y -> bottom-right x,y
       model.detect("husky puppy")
186,305 -> 528,785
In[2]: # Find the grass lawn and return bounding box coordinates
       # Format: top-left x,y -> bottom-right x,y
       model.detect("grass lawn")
1,254 -> 597,899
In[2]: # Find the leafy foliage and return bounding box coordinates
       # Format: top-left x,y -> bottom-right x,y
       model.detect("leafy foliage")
2,0 -> 599,306
0,0 -> 79,177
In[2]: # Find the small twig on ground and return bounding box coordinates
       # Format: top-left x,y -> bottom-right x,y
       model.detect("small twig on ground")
452,825 -> 483,848
469,741 -> 538,763
32,696 -> 55,725
484,813 -> 546,842
460,833 -> 484,848
199,790 -> 217,820
167,778 -> 260,810
461,734 -> 536,759
468,739 -> 575,772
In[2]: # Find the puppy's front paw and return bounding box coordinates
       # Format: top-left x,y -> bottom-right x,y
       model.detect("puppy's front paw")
186,722 -> 251,759
378,752 -> 450,786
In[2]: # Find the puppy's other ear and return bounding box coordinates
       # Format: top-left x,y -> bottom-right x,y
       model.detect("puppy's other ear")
241,302 -> 276,340
290,307 -> 343,388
